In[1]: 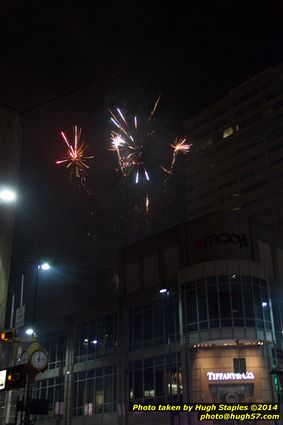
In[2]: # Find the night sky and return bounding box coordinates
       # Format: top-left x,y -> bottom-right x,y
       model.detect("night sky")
1,2 -> 283,267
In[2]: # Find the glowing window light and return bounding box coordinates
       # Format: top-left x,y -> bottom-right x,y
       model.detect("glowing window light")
223,126 -> 234,139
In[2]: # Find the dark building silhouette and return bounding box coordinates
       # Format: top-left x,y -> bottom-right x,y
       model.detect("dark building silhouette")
184,63 -> 283,228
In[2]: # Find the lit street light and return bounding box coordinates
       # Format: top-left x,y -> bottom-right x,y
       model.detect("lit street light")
0,187 -> 17,203
40,263 -> 50,271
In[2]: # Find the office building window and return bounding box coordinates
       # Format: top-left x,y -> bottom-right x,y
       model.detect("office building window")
237,138 -> 264,154
75,314 -> 117,362
33,376 -> 64,420
238,113 -> 261,130
240,166 -> 267,181
222,126 -> 234,139
129,353 -> 182,403
239,152 -> 265,167
129,294 -> 180,350
272,297 -> 283,342
241,180 -> 269,194
73,367 -> 116,416
39,330 -> 66,369
218,179 -> 237,190
182,274 -> 272,333
236,124 -> 260,142
233,358 -> 246,374
233,88 -> 258,106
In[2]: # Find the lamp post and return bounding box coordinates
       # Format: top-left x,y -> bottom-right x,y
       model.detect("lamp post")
32,261 -> 50,332
16,260 -> 51,335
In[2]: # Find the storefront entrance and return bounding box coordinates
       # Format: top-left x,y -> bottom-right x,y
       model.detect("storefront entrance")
209,383 -> 254,402
209,384 -> 254,424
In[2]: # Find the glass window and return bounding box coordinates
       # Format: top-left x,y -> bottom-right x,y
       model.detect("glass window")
133,313 -> 142,347
253,285 -> 264,328
144,307 -> 153,342
223,126 -> 234,139
73,367 -> 116,415
262,287 -> 271,324
241,180 -> 269,194
233,358 -> 246,373
129,354 -> 182,403
164,302 -> 177,341
218,179 -> 237,190
208,284 -> 219,323
186,289 -> 197,324
153,304 -> 163,341
237,138 -> 264,154
272,298 -> 282,332
218,275 -> 228,283
207,276 -> 216,285
129,297 -> 179,350
33,376 -> 64,419
181,273 -> 273,335
219,283 -> 231,321
231,283 -> 244,326
197,285 -> 207,322
239,152 -> 265,167
38,330 -> 66,369
76,314 -> 117,362
155,367 -> 164,396
133,370 -> 143,400
233,88 -> 258,106
144,368 -> 154,399
243,283 -> 255,326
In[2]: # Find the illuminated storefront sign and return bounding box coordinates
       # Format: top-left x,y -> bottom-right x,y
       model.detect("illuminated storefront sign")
207,371 -> 254,381
0,370 -> 6,390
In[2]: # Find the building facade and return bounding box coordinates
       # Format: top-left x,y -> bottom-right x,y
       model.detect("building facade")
2,212 -> 283,425
0,105 -> 21,327
184,63 -> 283,228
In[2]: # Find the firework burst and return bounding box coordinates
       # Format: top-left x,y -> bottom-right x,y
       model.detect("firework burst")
109,95 -> 161,184
161,137 -> 192,176
56,126 -> 94,184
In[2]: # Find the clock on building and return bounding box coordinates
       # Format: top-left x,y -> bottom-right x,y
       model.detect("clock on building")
30,349 -> 48,372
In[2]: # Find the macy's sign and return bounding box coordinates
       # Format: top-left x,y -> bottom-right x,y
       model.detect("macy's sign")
196,233 -> 248,248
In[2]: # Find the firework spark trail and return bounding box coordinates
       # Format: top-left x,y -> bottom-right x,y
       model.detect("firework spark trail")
111,134 -> 125,165
159,138 -> 192,181
148,93 -> 161,123
170,137 -> 192,172
109,95 -> 161,184
145,193 -> 149,214
56,125 -> 94,184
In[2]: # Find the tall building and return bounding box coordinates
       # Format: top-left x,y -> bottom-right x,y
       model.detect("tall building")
3,212 -> 283,425
184,63 -> 283,228
0,105 -> 21,327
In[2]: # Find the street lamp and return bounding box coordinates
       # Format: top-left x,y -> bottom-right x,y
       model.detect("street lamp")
40,263 -> 50,271
0,187 -> 17,203
32,261 -> 51,332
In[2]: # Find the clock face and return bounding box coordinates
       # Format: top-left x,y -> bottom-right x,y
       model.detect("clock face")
31,350 -> 48,371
